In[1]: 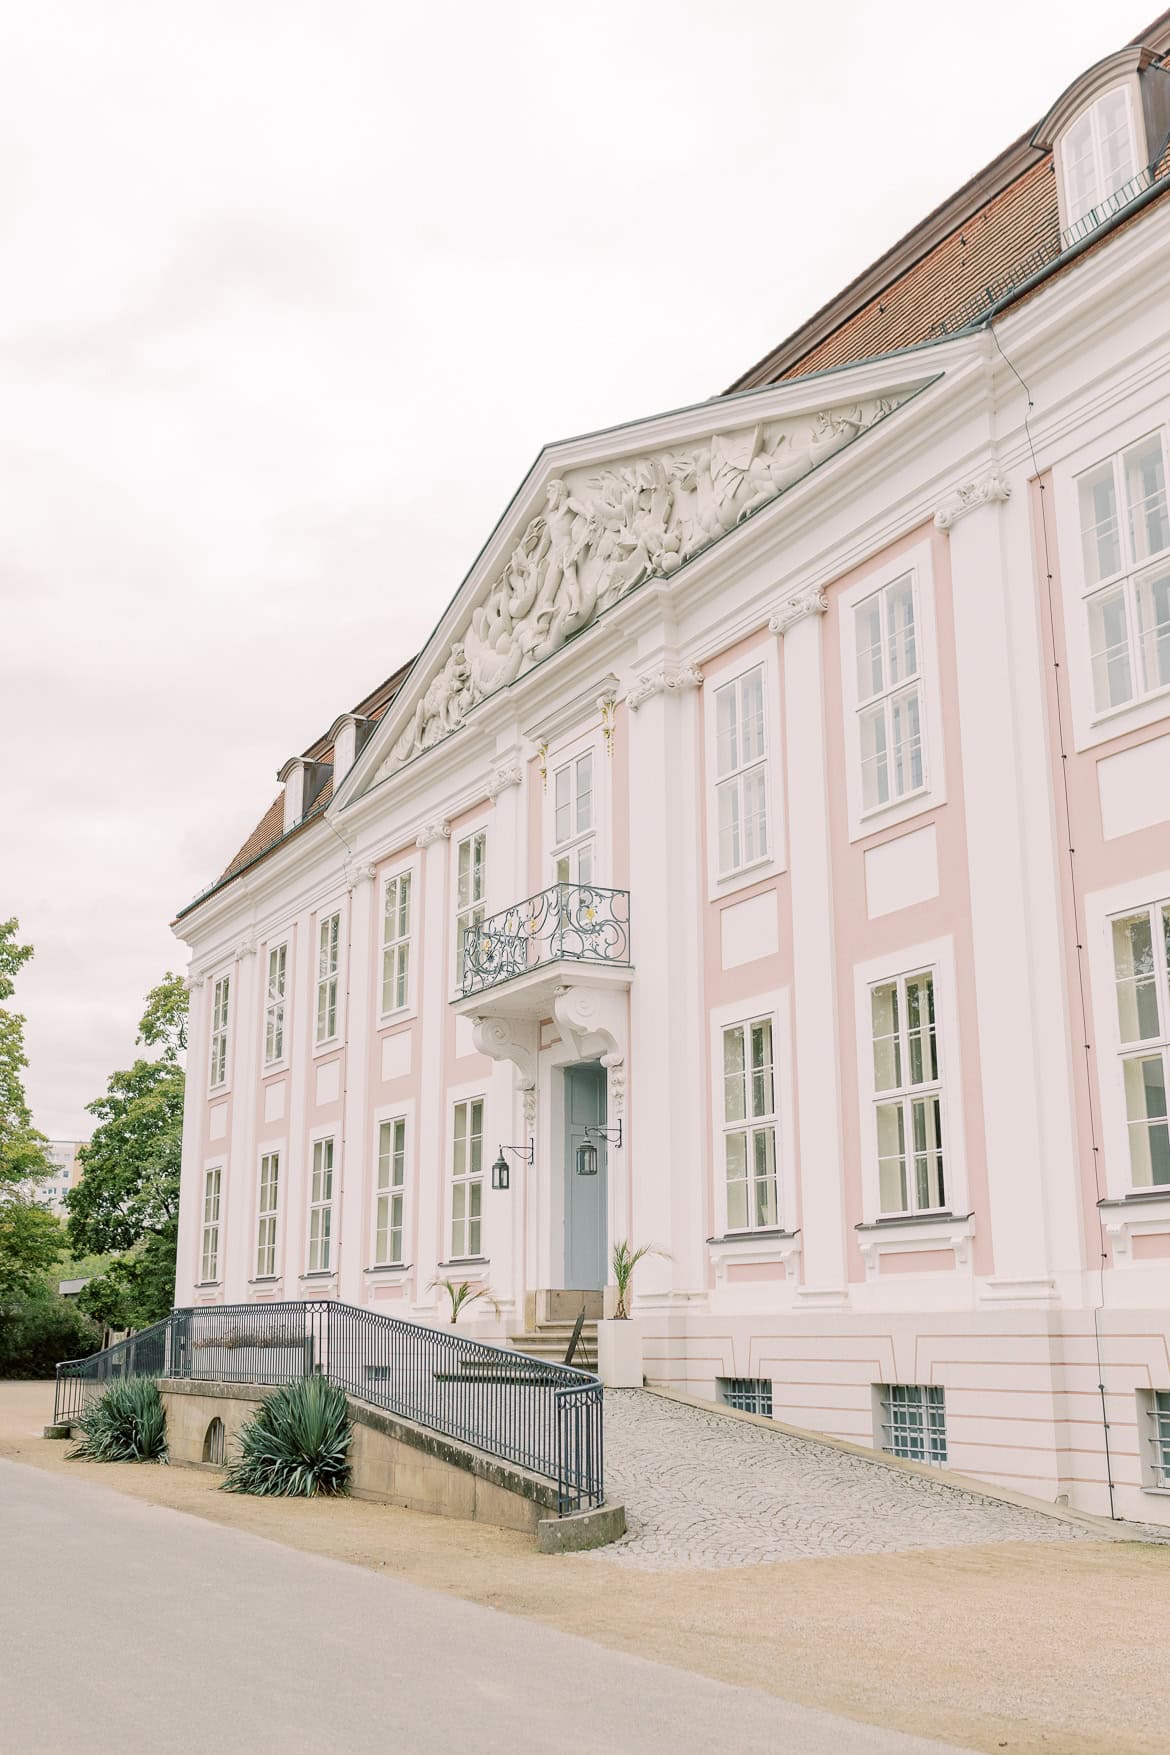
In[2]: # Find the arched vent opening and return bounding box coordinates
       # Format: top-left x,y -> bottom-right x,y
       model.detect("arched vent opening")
202,1417 -> 226,1467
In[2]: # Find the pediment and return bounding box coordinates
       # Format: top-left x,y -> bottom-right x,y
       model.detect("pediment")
344,370 -> 934,797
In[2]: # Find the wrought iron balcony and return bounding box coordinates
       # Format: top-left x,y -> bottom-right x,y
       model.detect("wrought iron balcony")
461,882 -> 631,997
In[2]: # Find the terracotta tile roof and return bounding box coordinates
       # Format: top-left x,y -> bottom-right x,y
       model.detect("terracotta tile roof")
728,16 -> 1170,390
777,157 -> 1060,380
176,659 -> 415,921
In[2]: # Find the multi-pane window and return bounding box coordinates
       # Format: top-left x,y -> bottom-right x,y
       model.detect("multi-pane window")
209,975 -> 230,1090
256,1151 -> 279,1278
455,832 -> 487,986
855,574 -> 924,812
1148,1390 -> 1170,1488
381,873 -> 412,1015
316,912 -> 340,1044
871,970 -> 945,1215
200,1167 -> 222,1282
1061,88 -> 1137,230
308,1137 -> 335,1273
552,751 -> 595,884
375,1118 -> 406,1266
722,1017 -> 778,1230
450,1097 -> 484,1260
264,944 -> 287,1065
715,667 -> 768,875
880,1384 -> 947,1465
1078,432 -> 1170,713
1111,904 -> 1170,1188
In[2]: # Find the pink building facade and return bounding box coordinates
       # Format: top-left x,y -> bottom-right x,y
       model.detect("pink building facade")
175,23 -> 1170,1524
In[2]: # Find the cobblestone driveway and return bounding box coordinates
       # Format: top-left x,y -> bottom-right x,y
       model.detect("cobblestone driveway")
592,1391 -> 1092,1571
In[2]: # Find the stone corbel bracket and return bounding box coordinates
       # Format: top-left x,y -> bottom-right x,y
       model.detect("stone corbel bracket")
472,1018 -> 539,1129
487,762 -> 523,800
933,468 -> 1011,531
626,663 -> 703,712
553,985 -> 627,1136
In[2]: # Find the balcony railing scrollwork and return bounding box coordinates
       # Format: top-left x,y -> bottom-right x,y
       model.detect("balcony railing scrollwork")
461,882 -> 631,996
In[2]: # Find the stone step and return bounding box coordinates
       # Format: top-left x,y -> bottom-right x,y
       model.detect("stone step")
509,1323 -> 598,1367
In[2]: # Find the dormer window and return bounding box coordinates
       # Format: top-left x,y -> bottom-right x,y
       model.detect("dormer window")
1061,86 -> 1138,231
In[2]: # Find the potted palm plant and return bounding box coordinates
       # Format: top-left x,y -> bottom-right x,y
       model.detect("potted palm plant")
597,1240 -> 665,1388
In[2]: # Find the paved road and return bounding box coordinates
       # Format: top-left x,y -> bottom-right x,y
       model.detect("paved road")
0,1460 -> 972,1755
598,1391 -> 1091,1570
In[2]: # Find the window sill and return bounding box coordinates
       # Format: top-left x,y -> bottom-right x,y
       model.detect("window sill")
248,1276 -> 280,1285
311,1039 -> 343,1060
855,1211 -> 974,1280
1141,1485 -> 1170,1497
708,1229 -> 802,1282
436,1257 -> 489,1270
1098,1190 -> 1170,1207
261,1061 -> 290,1079
708,1228 -> 799,1244
377,1009 -> 417,1031
1098,1189 -> 1170,1263
364,1263 -> 412,1275
194,1282 -> 221,1290
299,1271 -> 337,1281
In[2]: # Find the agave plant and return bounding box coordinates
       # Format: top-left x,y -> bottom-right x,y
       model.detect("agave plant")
429,1277 -> 497,1324
222,1375 -> 352,1497
68,1377 -> 168,1464
611,1240 -> 668,1319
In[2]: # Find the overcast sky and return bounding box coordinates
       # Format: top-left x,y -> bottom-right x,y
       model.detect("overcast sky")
1,0 -> 1154,1138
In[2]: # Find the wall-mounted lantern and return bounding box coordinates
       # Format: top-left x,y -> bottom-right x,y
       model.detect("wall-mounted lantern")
492,1140 -> 533,1191
577,1119 -> 622,1176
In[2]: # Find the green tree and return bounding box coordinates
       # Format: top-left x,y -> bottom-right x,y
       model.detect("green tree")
0,918 -> 51,1190
0,1201 -> 63,1304
67,974 -> 188,1329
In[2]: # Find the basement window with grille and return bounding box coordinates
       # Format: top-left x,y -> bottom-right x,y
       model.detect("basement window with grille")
1144,1389 -> 1170,1488
879,1383 -> 947,1465
717,1377 -> 773,1417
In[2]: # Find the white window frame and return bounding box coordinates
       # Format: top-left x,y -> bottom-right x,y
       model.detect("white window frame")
379,856 -> 419,1022
1056,406 -> 1170,751
372,1110 -> 409,1268
448,1090 -> 486,1263
702,638 -> 786,899
876,1383 -> 948,1465
208,972 -> 231,1093
199,1161 -> 223,1284
1086,866 -> 1170,1206
1141,1389 -> 1170,1489
313,905 -> 344,1053
452,824 -> 489,993
306,1131 -> 337,1275
868,966 -> 946,1218
853,936 -> 967,1225
1074,427 -> 1170,722
708,987 -> 796,1240
255,1148 -> 281,1279
853,572 -> 926,817
719,1013 -> 780,1233
262,941 -> 289,1070
1057,83 -> 1140,233
840,540 -> 946,843
547,735 -> 603,888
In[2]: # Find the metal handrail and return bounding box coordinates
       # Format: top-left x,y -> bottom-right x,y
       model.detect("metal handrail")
461,881 -> 631,996
54,1299 -> 604,1513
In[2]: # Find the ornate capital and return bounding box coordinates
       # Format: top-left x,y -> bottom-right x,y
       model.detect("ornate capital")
415,819 -> 451,849
186,973 -> 206,991
351,862 -> 376,886
627,662 -> 703,712
769,585 -> 828,636
487,762 -> 523,800
235,939 -> 257,960
934,468 -> 1011,531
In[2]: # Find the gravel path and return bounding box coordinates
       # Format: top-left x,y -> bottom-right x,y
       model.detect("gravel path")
594,1390 -> 1094,1570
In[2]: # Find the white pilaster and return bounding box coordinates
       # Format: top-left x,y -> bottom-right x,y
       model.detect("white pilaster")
413,824 -> 450,1310
225,942 -> 258,1298
626,679 -> 705,1299
174,975 -> 208,1305
339,868 -> 375,1305
944,469 -> 1066,1289
776,591 -> 847,1302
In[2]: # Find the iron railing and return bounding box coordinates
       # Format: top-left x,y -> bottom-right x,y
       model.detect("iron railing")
461,882 -> 631,996
55,1299 -> 604,1513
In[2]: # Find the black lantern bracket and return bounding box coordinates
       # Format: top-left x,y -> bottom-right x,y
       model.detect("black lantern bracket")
584,1120 -> 623,1151
491,1140 -> 533,1191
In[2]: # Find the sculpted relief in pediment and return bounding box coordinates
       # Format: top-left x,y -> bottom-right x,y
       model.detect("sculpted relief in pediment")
374,389 -> 914,780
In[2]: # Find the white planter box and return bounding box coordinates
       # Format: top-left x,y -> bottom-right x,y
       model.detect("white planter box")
597,1319 -> 643,1389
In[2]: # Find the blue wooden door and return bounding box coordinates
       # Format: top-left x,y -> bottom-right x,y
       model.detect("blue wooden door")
564,1062 -> 607,1290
